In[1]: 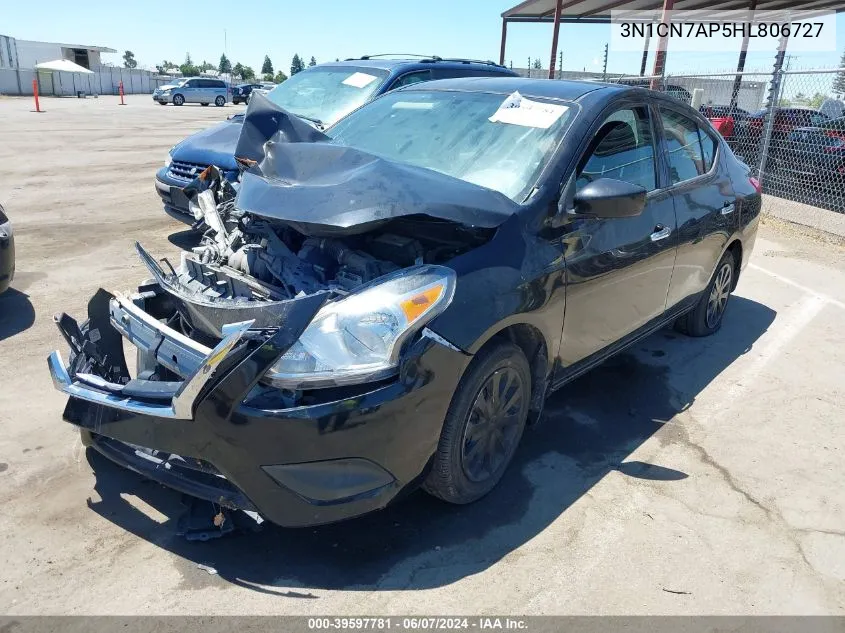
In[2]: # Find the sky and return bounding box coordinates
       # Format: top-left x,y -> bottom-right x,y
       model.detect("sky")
3,0 -> 844,77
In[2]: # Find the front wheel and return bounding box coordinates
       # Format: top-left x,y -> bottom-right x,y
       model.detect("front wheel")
172,94 -> 184,106
215,96 -> 225,107
676,251 -> 736,337
423,341 -> 530,504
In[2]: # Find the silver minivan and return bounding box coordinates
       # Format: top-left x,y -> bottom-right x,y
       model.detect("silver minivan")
153,77 -> 229,107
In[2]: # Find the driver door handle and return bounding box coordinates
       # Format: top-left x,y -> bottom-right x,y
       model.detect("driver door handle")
650,224 -> 671,242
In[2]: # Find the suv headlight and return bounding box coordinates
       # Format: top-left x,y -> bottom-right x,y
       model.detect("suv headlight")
164,149 -> 173,168
263,265 -> 456,389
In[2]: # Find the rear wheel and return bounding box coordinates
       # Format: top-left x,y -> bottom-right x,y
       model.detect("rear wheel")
676,251 -> 736,337
215,96 -> 225,107
172,94 -> 184,106
423,341 -> 530,504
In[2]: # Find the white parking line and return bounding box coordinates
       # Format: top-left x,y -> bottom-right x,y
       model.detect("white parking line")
750,263 -> 845,311
719,293 -> 827,408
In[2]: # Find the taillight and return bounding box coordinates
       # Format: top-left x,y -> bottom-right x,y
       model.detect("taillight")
749,177 -> 762,193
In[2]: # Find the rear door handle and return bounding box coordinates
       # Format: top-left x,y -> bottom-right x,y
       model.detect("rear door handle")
650,224 -> 672,242
721,203 -> 735,215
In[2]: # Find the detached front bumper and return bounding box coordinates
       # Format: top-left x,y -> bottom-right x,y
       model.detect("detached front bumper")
49,289 -> 468,527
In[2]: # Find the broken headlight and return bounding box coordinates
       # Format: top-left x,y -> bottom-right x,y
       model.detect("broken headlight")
263,265 -> 456,389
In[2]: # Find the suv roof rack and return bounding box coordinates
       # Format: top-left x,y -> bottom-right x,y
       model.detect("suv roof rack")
345,54 -> 505,68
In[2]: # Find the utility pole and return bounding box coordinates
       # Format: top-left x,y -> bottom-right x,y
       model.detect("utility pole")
528,56 -> 531,78
602,43 -> 609,81
558,51 -> 563,79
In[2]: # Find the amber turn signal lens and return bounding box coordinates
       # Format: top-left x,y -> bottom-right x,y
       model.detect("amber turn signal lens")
400,285 -> 444,323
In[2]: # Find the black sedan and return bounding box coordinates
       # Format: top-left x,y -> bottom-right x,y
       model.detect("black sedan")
49,79 -> 760,528
0,204 -> 14,294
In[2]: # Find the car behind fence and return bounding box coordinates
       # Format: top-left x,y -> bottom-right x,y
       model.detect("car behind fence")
612,67 -> 845,221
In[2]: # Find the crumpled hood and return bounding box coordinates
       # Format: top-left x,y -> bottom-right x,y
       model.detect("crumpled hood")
233,92 -> 519,236
172,119 -> 242,171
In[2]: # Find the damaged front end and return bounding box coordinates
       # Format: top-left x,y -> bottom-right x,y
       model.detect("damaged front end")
47,93 -> 507,526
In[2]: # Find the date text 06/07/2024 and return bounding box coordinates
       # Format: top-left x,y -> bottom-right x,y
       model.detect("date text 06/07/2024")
306,617 -> 529,630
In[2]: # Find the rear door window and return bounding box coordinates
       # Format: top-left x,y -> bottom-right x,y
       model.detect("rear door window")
698,128 -> 717,171
659,108 -> 710,184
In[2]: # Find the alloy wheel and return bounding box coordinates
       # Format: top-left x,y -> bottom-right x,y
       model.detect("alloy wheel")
460,367 -> 525,483
706,262 -> 733,328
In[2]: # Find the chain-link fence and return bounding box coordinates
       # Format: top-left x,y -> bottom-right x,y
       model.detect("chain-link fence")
611,67 -> 845,218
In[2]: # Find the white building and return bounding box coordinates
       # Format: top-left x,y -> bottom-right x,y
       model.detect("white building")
0,34 -> 115,70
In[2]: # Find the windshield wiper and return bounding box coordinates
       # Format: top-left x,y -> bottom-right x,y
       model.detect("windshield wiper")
291,112 -> 324,129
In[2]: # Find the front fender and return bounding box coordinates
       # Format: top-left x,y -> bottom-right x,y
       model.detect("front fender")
428,214 -> 566,368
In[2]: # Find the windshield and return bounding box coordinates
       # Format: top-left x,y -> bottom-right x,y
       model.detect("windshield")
266,66 -> 389,126
327,90 -> 576,201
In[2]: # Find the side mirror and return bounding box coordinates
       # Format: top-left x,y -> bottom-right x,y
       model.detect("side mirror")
572,178 -> 647,219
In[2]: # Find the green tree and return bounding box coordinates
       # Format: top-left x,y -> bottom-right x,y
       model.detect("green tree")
291,54 -> 304,75
198,60 -> 215,72
233,62 -> 244,78
833,50 -> 845,96
241,65 -> 256,80
155,60 -> 174,74
218,53 -> 232,74
309,56 -> 317,67
273,70 -> 288,84
262,55 -> 274,75
808,92 -> 827,109
122,50 -> 137,69
180,52 -> 198,77
532,58 -> 542,70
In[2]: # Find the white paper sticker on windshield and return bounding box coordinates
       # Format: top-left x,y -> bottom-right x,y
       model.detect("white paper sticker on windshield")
488,91 -> 568,129
391,101 -> 435,110
342,72 -> 378,89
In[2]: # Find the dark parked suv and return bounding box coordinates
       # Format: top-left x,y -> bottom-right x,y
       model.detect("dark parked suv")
156,56 -> 517,222
231,83 -> 263,105
51,79 -> 760,529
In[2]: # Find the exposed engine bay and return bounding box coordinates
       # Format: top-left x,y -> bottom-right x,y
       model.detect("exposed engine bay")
138,167 -> 491,341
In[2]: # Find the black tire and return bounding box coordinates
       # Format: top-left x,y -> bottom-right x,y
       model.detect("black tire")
423,341 -> 530,504
200,102 -> 209,106
214,96 -> 225,107
172,94 -> 184,106
676,250 -> 736,337
158,101 -> 166,106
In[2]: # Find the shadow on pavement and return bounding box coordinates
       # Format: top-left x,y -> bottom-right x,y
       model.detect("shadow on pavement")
84,296 -> 776,593
0,287 -> 35,342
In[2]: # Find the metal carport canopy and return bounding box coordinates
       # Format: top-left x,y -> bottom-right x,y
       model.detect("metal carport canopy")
499,0 -> 845,79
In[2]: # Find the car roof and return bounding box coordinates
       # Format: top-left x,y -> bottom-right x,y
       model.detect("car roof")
323,57 -> 515,75
397,76 -> 625,101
